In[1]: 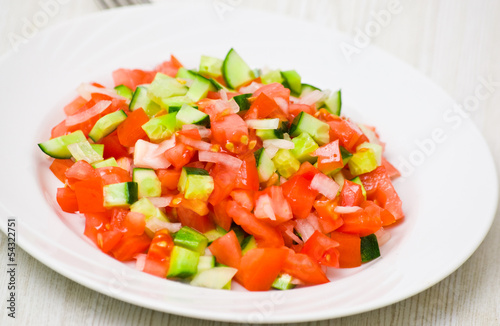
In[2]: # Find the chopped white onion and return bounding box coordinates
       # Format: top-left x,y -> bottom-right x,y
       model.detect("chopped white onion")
305,213 -> 321,232
298,90 -> 326,106
295,219 -> 316,243
239,82 -> 262,93
263,139 -> 294,150
375,227 -> 391,246
147,196 -> 173,208
178,135 -> 212,151
77,83 -> 129,102
228,98 -> 240,113
274,97 -> 289,114
198,151 -> 243,170
310,173 -> 339,200
245,118 -> 280,130
134,139 -> 171,170
182,124 -> 211,138
153,136 -> 176,156
254,194 -> 276,221
284,227 -> 303,245
264,145 -> 279,159
116,157 -> 132,174
65,100 -> 111,126
218,89 -> 228,101
134,253 -> 147,271
279,176 -> 288,185
145,217 -> 182,233
358,124 -> 381,145
334,206 -> 362,214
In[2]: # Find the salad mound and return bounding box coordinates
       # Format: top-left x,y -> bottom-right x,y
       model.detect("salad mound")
39,49 -> 404,291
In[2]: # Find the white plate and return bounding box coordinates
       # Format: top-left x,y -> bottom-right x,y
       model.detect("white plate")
0,3 -> 497,324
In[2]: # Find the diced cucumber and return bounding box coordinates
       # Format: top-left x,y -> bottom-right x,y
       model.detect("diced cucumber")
340,146 -> 353,164
290,112 -> 330,145
92,157 -> 118,168
291,132 -> 319,163
261,69 -> 284,85
178,167 -> 214,201
204,226 -> 228,243
281,70 -> 302,95
350,176 -> 367,199
209,78 -> 231,92
190,267 -> 238,290
174,226 -> 209,255
131,197 -> 170,237
357,142 -> 383,166
222,48 -> 255,89
175,67 -> 198,81
240,235 -> 257,255
324,90 -> 342,116
272,149 -> 300,178
256,129 -> 282,140
197,255 -> 216,273
160,95 -> 195,113
141,112 -> 177,142
175,104 -> 210,128
114,84 -> 133,100
199,55 -> 223,78
300,83 -> 321,97
148,73 -> 189,107
88,110 -> 127,142
272,273 -> 296,290
129,85 -> 161,117
103,182 -> 138,208
167,246 -> 200,278
186,75 -> 216,102
254,148 -> 276,183
361,234 -> 381,262
348,148 -> 378,176
38,130 -> 86,159
133,168 -> 161,198
67,140 -> 103,164
232,93 -> 252,112
91,144 -> 104,157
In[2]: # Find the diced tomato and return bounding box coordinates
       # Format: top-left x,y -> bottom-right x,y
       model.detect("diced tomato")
56,187 -> 79,213
337,204 -> 382,237
327,119 -> 369,152
123,212 -> 146,236
65,160 -> 96,183
51,120 -> 70,138
226,200 -> 284,248
288,103 -> 315,120
212,199 -> 233,231
245,93 -> 283,119
282,250 -> 329,285
164,143 -> 196,169
294,161 -> 321,177
281,172 -> 318,219
209,230 -> 242,269
50,159 -> 74,183
155,55 -> 183,77
359,166 -> 404,220
339,180 -> 365,207
230,189 -> 254,211
180,198 -> 209,216
253,83 -> 290,105
117,108 -> 149,147
112,68 -> 156,90
111,233 -> 152,261
157,168 -> 182,191
254,186 -> 293,225
64,96 -> 88,116
73,177 -> 105,213
300,230 -> 340,268
311,139 -> 343,173
330,231 -> 361,268
209,163 -> 238,206
234,152 -> 259,191
177,206 -> 215,233
84,212 -> 111,245
382,157 -> 401,179
144,229 -> 174,278
95,166 -> 132,185
177,128 -> 201,140
97,230 -> 123,253
236,248 -> 288,291
313,196 -> 344,233
211,114 -> 249,146
100,131 -> 129,159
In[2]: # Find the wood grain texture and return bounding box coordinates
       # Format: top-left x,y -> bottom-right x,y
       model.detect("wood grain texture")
1,0 -> 499,325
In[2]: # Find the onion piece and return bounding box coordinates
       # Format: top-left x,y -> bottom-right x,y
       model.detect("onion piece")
375,227 -> 391,246
298,90 -> 326,106
263,139 -> 294,150
284,226 -> 303,245
274,97 -> 289,114
116,157 -> 132,174
295,219 -> 316,243
65,100 -> 111,126
134,139 -> 171,170
145,217 -> 182,234
254,194 -> 276,221
228,98 -> 240,113
178,135 -> 213,151
334,206 -> 362,214
264,145 -> 279,159
305,213 -> 321,232
147,196 -> 173,208
77,83 -> 129,102
246,118 -> 280,130
218,89 -> 228,101
198,151 -> 243,170
310,173 -> 339,200
182,124 -> 211,138
134,253 -> 147,271
239,82 -> 262,93
153,136 -> 176,156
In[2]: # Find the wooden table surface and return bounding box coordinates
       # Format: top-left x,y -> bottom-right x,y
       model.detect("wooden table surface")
1,0 -> 499,325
